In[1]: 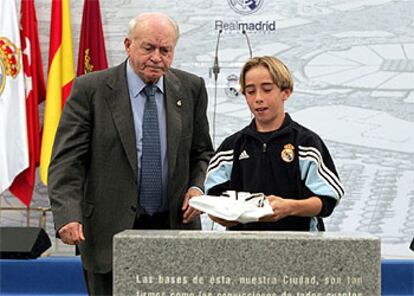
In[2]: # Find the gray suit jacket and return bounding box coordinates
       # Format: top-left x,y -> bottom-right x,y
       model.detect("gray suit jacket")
48,61 -> 213,273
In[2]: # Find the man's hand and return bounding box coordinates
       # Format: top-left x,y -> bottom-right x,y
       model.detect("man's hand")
182,187 -> 203,224
58,222 -> 85,245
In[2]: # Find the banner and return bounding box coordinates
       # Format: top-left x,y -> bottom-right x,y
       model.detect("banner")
0,0 -> 29,195
77,0 -> 108,75
40,0 -> 75,185
9,0 -> 46,206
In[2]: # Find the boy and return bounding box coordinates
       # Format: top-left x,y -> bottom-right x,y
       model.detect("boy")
205,56 -> 344,231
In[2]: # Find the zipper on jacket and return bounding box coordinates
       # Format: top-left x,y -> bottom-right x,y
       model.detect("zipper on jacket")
262,143 -> 267,153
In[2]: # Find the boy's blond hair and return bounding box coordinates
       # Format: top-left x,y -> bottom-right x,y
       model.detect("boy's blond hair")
239,56 -> 293,95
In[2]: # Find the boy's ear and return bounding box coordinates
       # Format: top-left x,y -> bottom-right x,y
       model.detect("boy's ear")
282,89 -> 292,101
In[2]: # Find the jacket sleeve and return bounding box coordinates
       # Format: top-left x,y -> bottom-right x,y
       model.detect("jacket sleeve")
188,77 -> 214,191
204,138 -> 234,195
47,76 -> 92,233
298,134 -> 345,216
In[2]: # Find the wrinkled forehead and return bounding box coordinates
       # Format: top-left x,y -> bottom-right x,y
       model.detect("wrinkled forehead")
132,27 -> 177,50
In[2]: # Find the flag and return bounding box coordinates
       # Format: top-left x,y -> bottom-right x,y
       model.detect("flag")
77,0 -> 108,76
9,0 -> 46,206
40,0 -> 75,185
0,0 -> 29,195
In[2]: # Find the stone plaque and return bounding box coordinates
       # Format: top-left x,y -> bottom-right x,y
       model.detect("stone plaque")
113,231 -> 380,296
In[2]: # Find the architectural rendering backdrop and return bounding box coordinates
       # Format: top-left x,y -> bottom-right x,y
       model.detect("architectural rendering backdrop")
1,0 -> 413,258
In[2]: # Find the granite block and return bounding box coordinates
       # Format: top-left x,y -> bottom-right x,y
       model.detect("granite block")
113,231 -> 380,296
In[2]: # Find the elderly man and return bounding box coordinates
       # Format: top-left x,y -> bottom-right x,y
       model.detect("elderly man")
48,12 -> 213,295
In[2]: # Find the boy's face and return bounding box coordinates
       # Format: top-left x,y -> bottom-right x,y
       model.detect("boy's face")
244,65 -> 291,132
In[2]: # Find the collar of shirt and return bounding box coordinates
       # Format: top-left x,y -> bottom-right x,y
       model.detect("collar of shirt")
126,60 -> 164,97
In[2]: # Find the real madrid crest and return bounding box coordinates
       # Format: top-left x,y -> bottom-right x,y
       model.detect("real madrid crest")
227,0 -> 264,15
224,74 -> 240,99
281,144 -> 295,163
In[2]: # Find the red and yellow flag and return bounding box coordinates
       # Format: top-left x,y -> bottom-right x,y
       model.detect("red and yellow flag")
77,0 -> 108,76
40,0 -> 75,184
9,0 -> 46,206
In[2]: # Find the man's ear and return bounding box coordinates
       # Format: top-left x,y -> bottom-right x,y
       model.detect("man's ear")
124,38 -> 132,54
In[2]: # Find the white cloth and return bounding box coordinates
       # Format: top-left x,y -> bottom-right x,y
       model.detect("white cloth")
189,191 -> 273,224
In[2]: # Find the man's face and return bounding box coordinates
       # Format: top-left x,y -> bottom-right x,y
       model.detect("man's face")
124,23 -> 176,84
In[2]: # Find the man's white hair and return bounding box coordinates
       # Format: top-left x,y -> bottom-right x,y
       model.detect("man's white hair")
127,12 -> 180,42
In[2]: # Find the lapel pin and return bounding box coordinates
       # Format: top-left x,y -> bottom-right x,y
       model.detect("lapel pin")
176,99 -> 182,107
